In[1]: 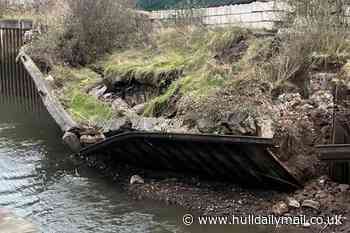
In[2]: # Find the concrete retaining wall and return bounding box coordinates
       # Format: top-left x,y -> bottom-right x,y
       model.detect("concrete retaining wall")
149,1 -> 288,29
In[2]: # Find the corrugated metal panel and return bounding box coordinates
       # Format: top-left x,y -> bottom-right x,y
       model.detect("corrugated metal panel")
0,20 -> 43,113
79,132 -> 301,190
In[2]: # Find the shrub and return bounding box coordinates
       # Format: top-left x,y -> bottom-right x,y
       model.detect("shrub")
284,0 -> 349,29
257,0 -> 350,97
28,0 -> 151,68
58,0 -> 147,66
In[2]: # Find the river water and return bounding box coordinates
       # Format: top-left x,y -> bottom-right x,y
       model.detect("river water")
0,96 -> 306,233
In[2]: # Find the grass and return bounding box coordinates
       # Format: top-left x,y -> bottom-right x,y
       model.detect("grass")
51,65 -> 113,124
103,49 -> 187,86
103,26 -> 250,116
51,20 -> 350,122
52,66 -> 101,89
68,91 -> 113,124
143,81 -> 179,116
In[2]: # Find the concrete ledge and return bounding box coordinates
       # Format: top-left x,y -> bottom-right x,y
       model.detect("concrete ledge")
18,51 -> 82,152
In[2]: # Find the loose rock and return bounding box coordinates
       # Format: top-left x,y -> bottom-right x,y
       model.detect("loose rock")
80,134 -> 106,145
130,175 -> 145,185
287,197 -> 300,208
112,98 -> 136,117
62,132 -> 81,152
89,85 -> 107,99
272,201 -> 289,216
45,75 -> 55,86
132,103 -> 146,115
337,184 -> 350,192
302,200 -> 321,210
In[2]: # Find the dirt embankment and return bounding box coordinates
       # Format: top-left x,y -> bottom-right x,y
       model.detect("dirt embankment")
74,29 -> 350,232
82,29 -> 339,184
28,26 -> 350,232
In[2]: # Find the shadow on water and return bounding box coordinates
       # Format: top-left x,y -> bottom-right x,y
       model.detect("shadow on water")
0,95 -> 308,233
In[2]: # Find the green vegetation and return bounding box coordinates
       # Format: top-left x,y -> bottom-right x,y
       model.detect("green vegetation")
51,66 -> 113,124
112,19 -> 350,116
68,91 -> 113,124
104,50 -> 187,86
18,0 -> 350,127
27,0 -> 149,67
143,81 -> 179,116
102,26 -> 250,116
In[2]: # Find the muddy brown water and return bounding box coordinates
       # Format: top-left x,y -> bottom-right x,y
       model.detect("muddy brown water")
0,95 -> 308,233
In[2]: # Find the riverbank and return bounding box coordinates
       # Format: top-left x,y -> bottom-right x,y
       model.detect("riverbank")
24,18 -> 350,233
36,26 -> 337,182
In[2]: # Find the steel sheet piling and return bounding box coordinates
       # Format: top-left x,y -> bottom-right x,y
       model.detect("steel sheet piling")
0,19 -> 42,114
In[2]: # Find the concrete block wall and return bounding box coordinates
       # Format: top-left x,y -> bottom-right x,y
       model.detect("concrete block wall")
149,1 -> 289,30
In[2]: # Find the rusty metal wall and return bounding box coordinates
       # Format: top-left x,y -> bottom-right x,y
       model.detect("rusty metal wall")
0,20 -> 43,113
318,84 -> 350,184
80,132 -> 301,190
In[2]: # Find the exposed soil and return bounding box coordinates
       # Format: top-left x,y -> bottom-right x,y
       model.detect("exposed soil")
27,26 -> 350,233
104,70 -> 182,107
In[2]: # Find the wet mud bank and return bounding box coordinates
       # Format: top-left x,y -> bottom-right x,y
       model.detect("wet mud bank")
77,152 -> 350,233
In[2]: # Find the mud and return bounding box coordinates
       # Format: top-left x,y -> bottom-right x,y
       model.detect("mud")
77,153 -> 350,233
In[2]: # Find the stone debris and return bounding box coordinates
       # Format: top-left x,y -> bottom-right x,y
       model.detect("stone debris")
310,72 -> 337,93
132,103 -> 146,115
80,134 -> 106,145
272,201 -> 289,216
112,98 -> 137,117
89,85 -> 107,99
287,197 -> 300,209
273,89 -> 334,182
302,200 -> 321,210
130,175 -> 145,185
62,131 -> 81,153
107,116 -> 194,134
337,184 -> 350,192
45,75 -> 55,85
